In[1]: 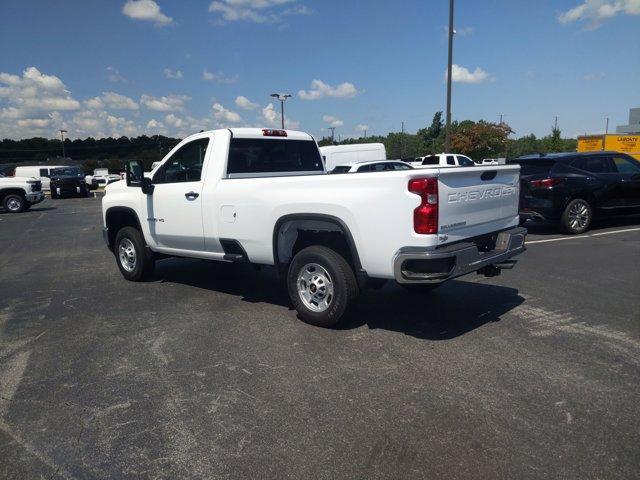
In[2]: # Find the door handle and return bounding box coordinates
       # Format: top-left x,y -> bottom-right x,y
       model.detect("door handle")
185,191 -> 199,199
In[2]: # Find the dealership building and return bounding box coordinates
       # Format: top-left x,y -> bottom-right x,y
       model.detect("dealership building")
616,107 -> 640,134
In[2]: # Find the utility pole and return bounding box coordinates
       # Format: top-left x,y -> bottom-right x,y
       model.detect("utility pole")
270,93 -> 292,129
498,113 -> 504,124
444,0 -> 455,152
605,117 -> 609,134
554,116 -> 558,130
59,129 -> 68,158
363,129 -> 367,138
401,121 -> 405,158
328,127 -> 336,143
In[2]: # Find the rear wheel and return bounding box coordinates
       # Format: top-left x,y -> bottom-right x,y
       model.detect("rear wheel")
3,193 -> 27,213
561,198 -> 592,234
287,246 -> 359,327
114,226 -> 155,281
50,188 -> 58,199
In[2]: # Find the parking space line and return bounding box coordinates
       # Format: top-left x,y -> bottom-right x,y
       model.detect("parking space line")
527,227 -> 640,245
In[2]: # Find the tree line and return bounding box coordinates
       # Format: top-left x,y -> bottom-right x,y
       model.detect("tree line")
318,112 -> 577,161
0,113 -> 578,174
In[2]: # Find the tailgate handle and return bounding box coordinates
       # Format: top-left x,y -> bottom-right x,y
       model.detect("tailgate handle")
481,170 -> 497,181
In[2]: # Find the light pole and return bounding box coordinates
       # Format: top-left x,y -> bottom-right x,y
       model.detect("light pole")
444,0 -> 455,152
605,117 -> 609,134
60,129 -> 68,158
327,126 -> 336,143
270,93 -> 292,129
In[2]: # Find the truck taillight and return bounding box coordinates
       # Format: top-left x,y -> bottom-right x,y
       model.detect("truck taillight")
408,177 -> 438,234
262,129 -> 287,137
529,177 -> 562,188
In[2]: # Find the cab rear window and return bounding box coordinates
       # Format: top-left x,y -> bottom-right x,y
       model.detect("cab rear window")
227,138 -> 323,175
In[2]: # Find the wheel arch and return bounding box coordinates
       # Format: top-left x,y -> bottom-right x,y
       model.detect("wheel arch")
272,213 -> 363,272
0,188 -> 27,202
105,206 -> 143,251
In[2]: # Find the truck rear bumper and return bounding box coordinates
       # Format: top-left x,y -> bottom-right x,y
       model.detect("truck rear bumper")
393,227 -> 527,284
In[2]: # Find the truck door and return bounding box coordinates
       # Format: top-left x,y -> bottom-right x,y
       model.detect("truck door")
147,137 -> 209,251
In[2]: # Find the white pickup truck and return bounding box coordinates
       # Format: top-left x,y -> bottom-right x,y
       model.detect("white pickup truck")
0,173 -> 45,213
102,128 -> 526,327
410,153 -> 476,168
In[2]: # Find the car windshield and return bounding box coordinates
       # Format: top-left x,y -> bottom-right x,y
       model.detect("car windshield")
510,159 -> 556,176
51,167 -> 82,176
330,166 -> 352,174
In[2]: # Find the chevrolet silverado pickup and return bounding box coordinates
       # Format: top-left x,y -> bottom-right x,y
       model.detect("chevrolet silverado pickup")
102,128 -> 526,327
0,172 -> 45,213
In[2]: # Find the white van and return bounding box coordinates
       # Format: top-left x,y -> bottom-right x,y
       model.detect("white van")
14,165 -> 70,190
319,143 -> 386,172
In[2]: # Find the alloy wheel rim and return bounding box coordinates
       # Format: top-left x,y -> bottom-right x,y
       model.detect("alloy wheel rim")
568,201 -> 589,230
118,238 -> 137,272
7,198 -> 21,211
297,263 -> 334,312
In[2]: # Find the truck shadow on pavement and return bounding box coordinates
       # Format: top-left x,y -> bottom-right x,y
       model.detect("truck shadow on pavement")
155,258 -> 524,341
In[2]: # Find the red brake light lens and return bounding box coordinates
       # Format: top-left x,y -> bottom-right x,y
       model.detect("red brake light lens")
408,177 -> 438,234
529,177 -> 562,188
262,129 -> 287,137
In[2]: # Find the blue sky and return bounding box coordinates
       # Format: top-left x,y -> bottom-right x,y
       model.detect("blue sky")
0,0 -> 638,140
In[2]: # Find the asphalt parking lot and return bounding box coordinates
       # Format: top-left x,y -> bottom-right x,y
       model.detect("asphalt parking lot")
1,196 -> 639,480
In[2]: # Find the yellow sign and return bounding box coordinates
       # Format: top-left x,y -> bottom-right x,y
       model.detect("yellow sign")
577,134 -> 640,160
577,136 -> 603,152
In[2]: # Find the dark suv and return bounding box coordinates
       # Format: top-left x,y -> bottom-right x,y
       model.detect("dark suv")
49,166 -> 89,199
510,152 -> 640,234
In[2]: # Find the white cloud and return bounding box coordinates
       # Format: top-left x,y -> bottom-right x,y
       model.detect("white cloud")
163,68 -> 183,80
85,92 -> 139,110
17,118 -> 52,128
0,66 -> 80,117
583,72 -> 606,80
323,115 -> 344,127
140,94 -> 190,111
235,95 -> 259,110
208,0 -> 310,23
558,0 -> 640,28
71,110 -> 140,138
146,119 -> 164,129
122,0 -> 173,26
260,102 -> 299,129
164,113 -> 185,128
106,66 -> 127,83
355,124 -> 369,133
212,103 -> 242,123
202,69 -> 238,84
446,64 -> 491,84
298,79 -> 359,100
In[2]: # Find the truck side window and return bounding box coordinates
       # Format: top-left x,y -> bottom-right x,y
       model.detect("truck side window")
612,156 -> 640,174
39,168 -> 49,177
446,155 -> 456,165
421,156 -> 439,165
154,138 -> 209,183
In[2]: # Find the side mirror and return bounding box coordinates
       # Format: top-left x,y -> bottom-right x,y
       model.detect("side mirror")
125,160 -> 154,195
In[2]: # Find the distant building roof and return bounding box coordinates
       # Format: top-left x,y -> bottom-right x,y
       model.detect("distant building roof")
616,107 -> 640,134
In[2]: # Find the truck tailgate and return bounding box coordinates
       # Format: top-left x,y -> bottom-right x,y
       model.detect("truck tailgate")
436,165 -> 520,241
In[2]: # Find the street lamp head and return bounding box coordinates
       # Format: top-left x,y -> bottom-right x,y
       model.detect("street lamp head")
270,93 -> 292,101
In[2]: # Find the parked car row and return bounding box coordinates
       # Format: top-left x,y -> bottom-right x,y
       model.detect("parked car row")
11,165 -> 122,194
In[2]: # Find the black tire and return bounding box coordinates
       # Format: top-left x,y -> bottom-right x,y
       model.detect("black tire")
287,245 -> 359,327
401,283 -> 442,293
2,193 -> 27,213
560,198 -> 592,234
50,188 -> 58,199
114,226 -> 155,281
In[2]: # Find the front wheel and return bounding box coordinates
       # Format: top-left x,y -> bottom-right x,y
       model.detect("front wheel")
287,246 -> 359,327
561,198 -> 592,234
114,226 -> 155,281
3,193 -> 27,213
